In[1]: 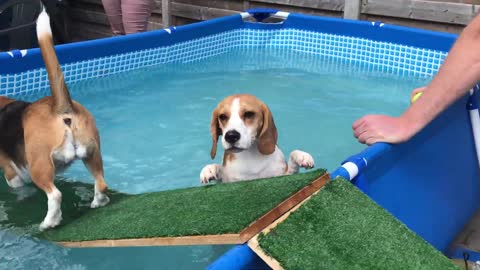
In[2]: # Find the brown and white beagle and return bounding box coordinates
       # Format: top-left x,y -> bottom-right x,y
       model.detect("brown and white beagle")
200,94 -> 315,183
0,9 -> 109,230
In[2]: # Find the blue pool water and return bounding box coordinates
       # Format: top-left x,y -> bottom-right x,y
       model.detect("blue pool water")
0,48 -> 429,269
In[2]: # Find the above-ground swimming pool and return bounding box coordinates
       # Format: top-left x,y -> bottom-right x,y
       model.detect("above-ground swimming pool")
1,9 -> 479,270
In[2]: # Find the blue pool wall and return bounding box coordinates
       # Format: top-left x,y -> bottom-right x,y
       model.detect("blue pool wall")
1,13 -> 452,96
358,94 -> 480,253
0,10 -> 477,268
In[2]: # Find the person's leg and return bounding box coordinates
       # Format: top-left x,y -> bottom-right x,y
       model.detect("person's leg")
121,0 -> 154,34
101,0 -> 125,35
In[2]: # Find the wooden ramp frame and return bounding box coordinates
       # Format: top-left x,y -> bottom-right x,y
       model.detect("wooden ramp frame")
58,173 -> 330,248
247,186 -> 322,270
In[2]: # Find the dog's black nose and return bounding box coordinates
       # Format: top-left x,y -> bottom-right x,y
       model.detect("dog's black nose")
225,130 -> 241,144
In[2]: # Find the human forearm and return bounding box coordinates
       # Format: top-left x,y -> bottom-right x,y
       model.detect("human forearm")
402,15 -> 480,134
353,15 -> 480,145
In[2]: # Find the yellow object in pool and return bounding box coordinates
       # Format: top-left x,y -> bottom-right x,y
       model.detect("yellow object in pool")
411,92 -> 423,104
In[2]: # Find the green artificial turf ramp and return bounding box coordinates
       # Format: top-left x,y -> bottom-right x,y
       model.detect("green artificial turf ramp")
257,178 -> 459,270
32,169 -> 326,243
0,177 -> 126,236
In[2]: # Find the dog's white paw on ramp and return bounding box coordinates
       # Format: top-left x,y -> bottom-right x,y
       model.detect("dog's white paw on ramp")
0,170 -> 328,247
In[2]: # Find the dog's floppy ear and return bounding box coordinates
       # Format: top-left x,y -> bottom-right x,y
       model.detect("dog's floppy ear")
210,108 -> 222,159
258,103 -> 278,155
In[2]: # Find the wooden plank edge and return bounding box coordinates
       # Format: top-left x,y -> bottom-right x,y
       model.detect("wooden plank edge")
248,236 -> 284,270
361,0 -> 478,25
247,185 -> 326,270
252,0 -> 344,11
57,233 -> 241,248
239,172 -> 330,242
171,3 -> 239,21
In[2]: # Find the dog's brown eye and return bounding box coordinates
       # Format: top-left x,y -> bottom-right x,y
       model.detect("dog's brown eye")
219,114 -> 228,121
63,118 -> 72,126
244,111 -> 255,119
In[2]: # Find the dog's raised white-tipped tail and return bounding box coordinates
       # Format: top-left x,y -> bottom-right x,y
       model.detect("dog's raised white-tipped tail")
36,7 -> 52,38
36,7 -> 73,114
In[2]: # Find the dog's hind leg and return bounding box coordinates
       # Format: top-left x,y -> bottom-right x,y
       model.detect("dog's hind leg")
29,157 -> 62,231
83,147 -> 109,208
0,154 -> 25,188
4,171 -> 23,188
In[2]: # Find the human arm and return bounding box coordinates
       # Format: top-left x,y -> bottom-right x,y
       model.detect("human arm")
353,14 -> 480,145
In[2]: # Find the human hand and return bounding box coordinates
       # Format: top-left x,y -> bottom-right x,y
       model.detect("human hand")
352,115 -> 416,145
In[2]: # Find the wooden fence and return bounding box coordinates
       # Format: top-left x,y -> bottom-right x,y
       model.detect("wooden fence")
68,0 -> 480,41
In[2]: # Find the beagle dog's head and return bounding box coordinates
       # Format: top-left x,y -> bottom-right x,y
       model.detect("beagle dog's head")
210,94 -> 277,159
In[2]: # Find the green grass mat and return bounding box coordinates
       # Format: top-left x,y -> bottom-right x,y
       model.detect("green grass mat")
257,179 -> 459,270
0,169 -> 325,242
0,177 -> 127,236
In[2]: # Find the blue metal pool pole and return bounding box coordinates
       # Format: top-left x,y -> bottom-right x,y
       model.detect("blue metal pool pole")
446,84 -> 480,261
331,142 -> 392,183
468,84 -> 480,169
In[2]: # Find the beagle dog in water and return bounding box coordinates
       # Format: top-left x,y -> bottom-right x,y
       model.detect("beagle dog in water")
200,94 -> 315,183
0,9 -> 109,230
